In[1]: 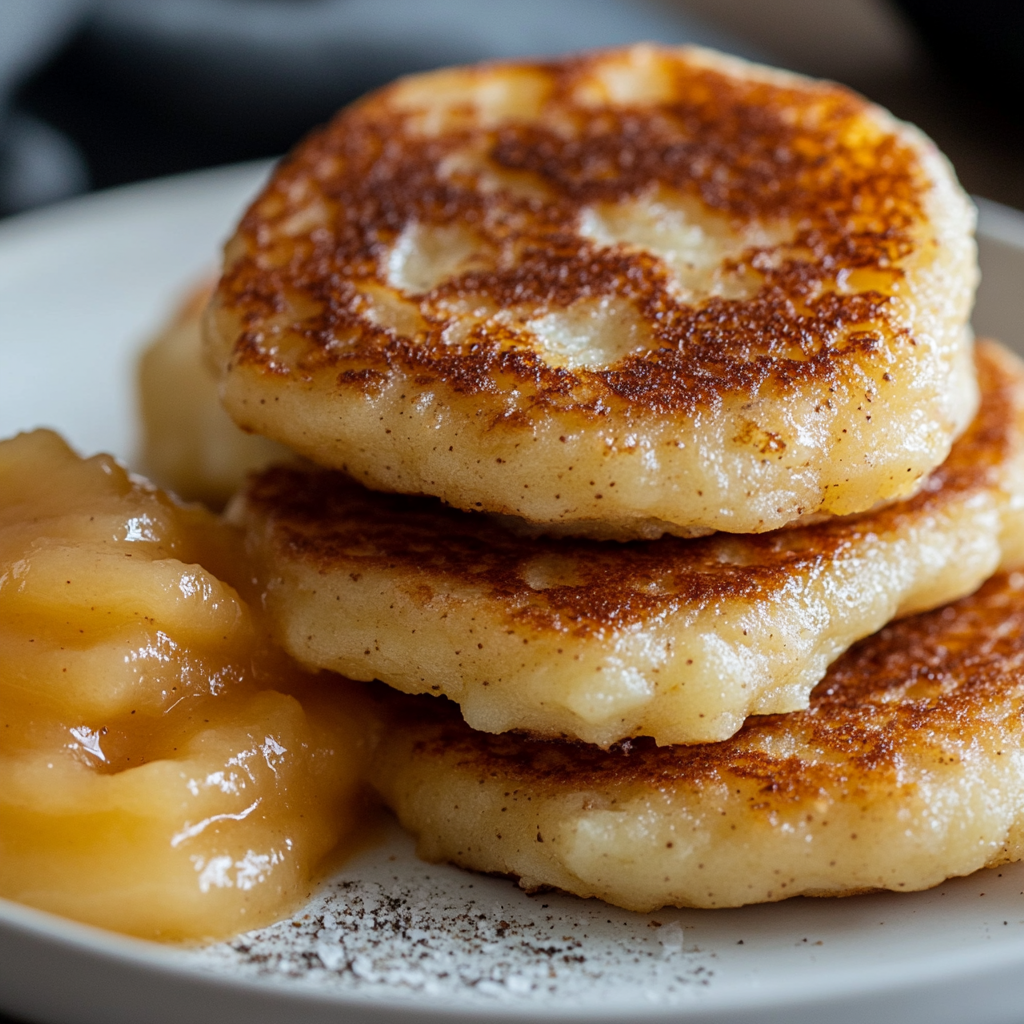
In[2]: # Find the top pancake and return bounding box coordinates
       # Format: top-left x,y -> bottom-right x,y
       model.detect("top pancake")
207,44 -> 978,539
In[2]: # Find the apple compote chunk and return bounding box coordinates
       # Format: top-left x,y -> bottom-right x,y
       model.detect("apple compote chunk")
0,430 -> 369,942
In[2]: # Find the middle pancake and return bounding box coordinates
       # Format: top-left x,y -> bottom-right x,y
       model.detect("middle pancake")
236,340 -> 1024,748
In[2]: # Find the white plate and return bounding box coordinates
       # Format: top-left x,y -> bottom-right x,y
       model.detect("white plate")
3,166 -> 1024,1024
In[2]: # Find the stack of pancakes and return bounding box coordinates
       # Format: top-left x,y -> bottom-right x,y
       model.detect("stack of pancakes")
200,45 -> 1024,911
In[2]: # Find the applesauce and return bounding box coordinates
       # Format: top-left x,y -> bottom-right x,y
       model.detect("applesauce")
0,429 -> 371,942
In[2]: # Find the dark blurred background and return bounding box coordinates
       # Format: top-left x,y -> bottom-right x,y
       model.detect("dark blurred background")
1,0 -> 1022,215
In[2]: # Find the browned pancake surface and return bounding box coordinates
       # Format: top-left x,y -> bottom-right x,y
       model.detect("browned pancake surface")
386,575 -> 1024,790
208,45 -> 977,537
224,56 -> 921,409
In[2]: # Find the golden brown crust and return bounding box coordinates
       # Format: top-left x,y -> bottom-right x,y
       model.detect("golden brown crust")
209,44 -> 977,535
221,52 -> 924,410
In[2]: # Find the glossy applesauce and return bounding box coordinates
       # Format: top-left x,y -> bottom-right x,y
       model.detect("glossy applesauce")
0,429 -> 371,942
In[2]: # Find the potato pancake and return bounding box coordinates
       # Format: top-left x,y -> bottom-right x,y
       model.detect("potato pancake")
236,341 -> 1024,747
367,570 -> 1024,911
207,44 -> 977,539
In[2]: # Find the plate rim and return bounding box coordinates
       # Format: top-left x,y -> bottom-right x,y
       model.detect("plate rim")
4,168 -> 1024,1024
7,890 -> 1024,1023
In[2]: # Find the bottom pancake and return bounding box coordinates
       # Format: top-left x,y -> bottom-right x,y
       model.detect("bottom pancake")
368,571 -> 1024,912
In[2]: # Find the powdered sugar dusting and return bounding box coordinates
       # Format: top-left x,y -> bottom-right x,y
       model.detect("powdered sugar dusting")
193,819 -> 716,1010
186,818 -> 1024,1016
